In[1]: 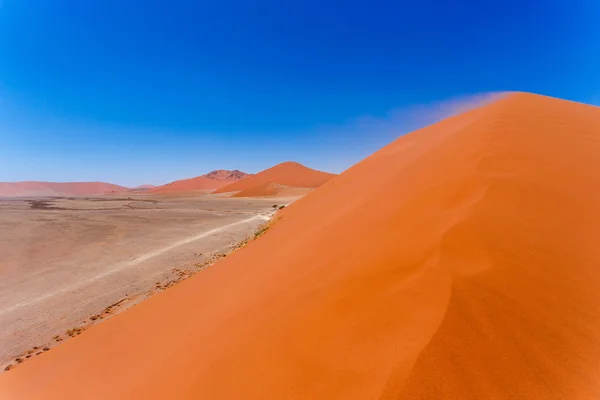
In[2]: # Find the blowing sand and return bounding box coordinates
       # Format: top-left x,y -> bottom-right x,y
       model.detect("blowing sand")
3,92 -> 600,399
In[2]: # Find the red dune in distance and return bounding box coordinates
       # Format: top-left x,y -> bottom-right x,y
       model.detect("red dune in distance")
4,92 -> 600,399
0,181 -> 128,197
215,161 -> 335,196
233,182 -> 312,198
150,169 -> 249,193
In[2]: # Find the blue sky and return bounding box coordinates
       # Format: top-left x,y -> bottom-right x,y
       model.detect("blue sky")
1,0 -> 599,186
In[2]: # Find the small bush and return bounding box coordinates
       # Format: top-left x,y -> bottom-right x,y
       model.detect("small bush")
278,205 -> 285,210
272,204 -> 278,209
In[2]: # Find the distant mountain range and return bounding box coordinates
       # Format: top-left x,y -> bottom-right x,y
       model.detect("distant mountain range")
0,165 -> 335,197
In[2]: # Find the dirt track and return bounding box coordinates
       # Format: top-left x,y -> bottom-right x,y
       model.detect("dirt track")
0,194 -> 291,367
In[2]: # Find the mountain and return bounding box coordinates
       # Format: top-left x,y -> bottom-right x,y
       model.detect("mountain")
0,181 -> 129,197
150,170 -> 249,193
126,184 -> 156,193
203,169 -> 248,180
214,162 -> 335,196
4,93 -> 600,398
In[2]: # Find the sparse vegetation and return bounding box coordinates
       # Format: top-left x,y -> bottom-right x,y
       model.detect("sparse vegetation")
254,224 -> 270,239
66,328 -> 83,337
3,196 -> 283,372
279,205 -> 285,210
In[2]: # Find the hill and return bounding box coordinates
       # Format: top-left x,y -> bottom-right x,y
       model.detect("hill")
3,93 -> 600,398
0,181 -> 129,197
126,184 -> 156,193
232,182 -> 313,198
214,162 -> 335,196
150,170 -> 249,193
204,169 -> 248,180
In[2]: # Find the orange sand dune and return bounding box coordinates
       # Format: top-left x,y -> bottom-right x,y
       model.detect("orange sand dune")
150,169 -> 249,193
4,92 -> 600,399
0,181 -> 129,197
232,182 -> 311,198
215,161 -> 335,196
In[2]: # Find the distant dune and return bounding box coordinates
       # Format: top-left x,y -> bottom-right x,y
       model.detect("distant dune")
233,182 -> 312,198
150,170 -> 249,193
5,93 -> 600,398
0,181 -> 129,197
215,162 -> 335,197
126,184 -> 156,193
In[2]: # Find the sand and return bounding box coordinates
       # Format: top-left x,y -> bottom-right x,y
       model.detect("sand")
233,182 -> 314,198
0,194 -> 291,371
214,161 -> 335,196
151,169 -> 249,193
0,182 -> 129,197
3,92 -> 600,399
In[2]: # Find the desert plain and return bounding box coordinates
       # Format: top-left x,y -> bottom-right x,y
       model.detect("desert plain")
0,193 -> 291,369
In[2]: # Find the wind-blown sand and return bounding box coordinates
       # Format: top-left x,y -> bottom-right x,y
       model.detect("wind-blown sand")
3,92 -> 600,398
214,161 -> 335,196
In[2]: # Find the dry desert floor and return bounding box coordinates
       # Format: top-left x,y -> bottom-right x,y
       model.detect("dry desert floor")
0,193 -> 293,370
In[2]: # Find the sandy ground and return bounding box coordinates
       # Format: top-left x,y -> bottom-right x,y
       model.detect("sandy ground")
0,193 -> 295,368
215,161 -> 335,194
4,93 -> 600,399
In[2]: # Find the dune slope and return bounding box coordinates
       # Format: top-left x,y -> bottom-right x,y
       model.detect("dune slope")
3,93 -> 600,399
0,181 -> 128,197
231,182 -> 311,198
214,162 -> 335,196
151,170 -> 248,193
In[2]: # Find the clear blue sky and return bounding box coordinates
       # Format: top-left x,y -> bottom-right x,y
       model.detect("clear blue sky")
1,0 -> 599,186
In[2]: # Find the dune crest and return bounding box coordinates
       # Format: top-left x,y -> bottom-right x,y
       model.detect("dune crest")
3,93 -> 600,398
150,169 -> 249,193
215,161 -> 335,197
